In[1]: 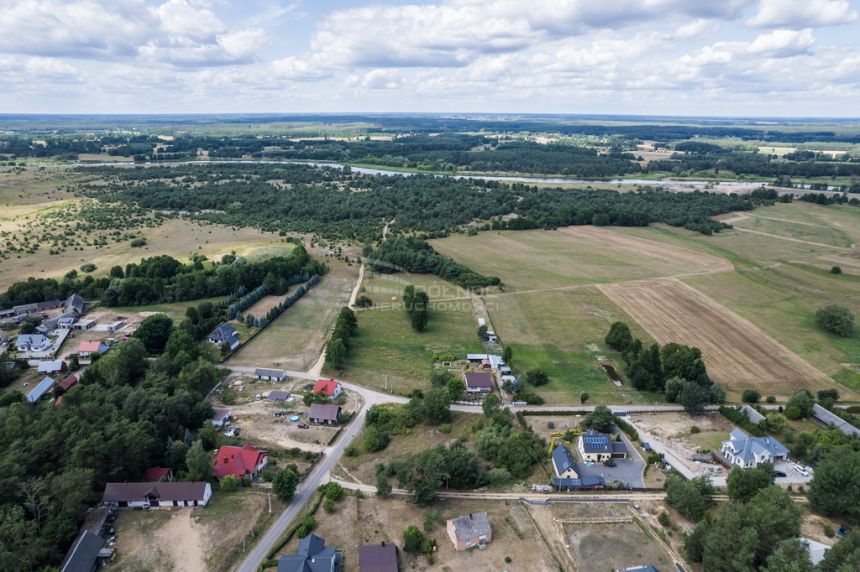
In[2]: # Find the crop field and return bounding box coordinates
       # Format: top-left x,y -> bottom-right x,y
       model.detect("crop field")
430,226 -> 731,291
333,300 -> 484,395
228,259 -> 358,371
483,286 -> 655,403
599,278 -> 840,399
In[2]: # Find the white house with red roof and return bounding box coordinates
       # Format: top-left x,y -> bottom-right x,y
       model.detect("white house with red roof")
77,340 -> 109,360
213,444 -> 268,480
312,379 -> 343,399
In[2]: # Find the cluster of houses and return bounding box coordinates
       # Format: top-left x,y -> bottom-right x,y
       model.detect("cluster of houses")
463,353 -> 511,394
550,429 -> 629,491
275,511 -> 491,572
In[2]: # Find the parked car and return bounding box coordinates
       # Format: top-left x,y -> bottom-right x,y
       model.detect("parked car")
224,427 -> 240,437
603,459 -> 616,467
775,471 -> 787,477
797,467 -> 810,477
837,526 -> 850,539
297,423 -> 309,429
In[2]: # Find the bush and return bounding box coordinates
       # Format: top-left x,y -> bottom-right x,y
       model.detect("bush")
403,525 -> 432,554
220,475 -> 239,492
363,426 -> 390,452
658,512 -> 671,527
526,369 -> 549,386
79,263 -> 97,273
766,395 -> 777,404
815,305 -> 855,337
355,295 -> 373,308
323,497 -> 336,513
690,426 -> 701,434
295,515 -> 316,539
741,389 -> 760,404
344,444 -> 358,457
130,237 -> 147,247
823,524 -> 835,538
505,556 -> 512,564
830,265 -> 842,274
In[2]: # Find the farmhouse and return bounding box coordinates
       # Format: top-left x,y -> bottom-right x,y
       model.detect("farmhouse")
464,371 -> 494,393
78,341 -> 108,358
16,334 -> 51,353
447,511 -> 492,551
578,429 -> 627,462
278,533 -> 340,572
102,481 -> 212,508
312,378 -> 343,399
213,443 -> 268,480
211,408 -> 232,427
37,359 -> 66,375
256,367 -> 287,381
721,428 -> 789,469
208,322 -> 240,351
551,444 -> 580,479
267,390 -> 291,401
27,376 -> 55,403
13,299 -> 62,315
308,403 -> 342,426
359,542 -> 398,572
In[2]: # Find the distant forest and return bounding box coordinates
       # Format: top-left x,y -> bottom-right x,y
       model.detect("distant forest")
77,163 -> 775,241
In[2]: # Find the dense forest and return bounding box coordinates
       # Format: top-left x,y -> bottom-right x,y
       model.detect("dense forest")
0,245 -> 324,309
77,163 -> 771,241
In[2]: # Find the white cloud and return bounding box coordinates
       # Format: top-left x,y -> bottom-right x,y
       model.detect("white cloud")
748,28 -> 815,56
747,0 -> 858,28
347,68 -> 402,89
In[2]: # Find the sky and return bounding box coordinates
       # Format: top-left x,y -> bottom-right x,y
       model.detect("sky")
1,0 -> 860,117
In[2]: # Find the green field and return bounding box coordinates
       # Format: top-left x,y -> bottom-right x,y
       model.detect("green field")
358,270 -> 471,306
332,300 -> 484,395
110,296 -> 226,322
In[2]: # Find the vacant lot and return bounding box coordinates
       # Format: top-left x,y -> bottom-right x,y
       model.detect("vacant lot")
630,412 -> 735,474
229,258 -> 358,371
276,496 -> 557,572
483,286 -> 655,404
358,271 -> 473,306
113,488 -> 283,572
430,226 -> 730,292
600,278 -> 838,399
333,301 -> 484,395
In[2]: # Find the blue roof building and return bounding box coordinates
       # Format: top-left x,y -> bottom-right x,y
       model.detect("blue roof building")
551,444 -> 579,479
27,376 -> 55,403
278,534 -> 339,572
721,428 -> 789,469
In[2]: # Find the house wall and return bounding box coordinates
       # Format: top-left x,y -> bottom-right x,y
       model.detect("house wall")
556,466 -> 579,479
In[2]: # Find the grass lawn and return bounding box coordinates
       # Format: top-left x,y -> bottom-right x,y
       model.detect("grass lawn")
688,431 -> 729,452
110,296 -> 225,322
331,301 -> 484,395
358,270 -> 472,306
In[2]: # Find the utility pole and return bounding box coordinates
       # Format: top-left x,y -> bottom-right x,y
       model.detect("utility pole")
268,492 -> 271,514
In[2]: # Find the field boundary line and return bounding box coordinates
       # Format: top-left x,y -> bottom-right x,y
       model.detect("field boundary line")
732,226 -> 853,250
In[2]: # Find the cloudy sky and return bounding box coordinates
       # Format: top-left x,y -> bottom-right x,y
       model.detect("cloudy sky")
1,0 -> 859,116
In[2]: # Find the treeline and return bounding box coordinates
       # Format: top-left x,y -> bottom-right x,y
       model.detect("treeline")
368,237 -> 501,290
605,322 -> 724,411
0,331 -> 222,571
0,245 -> 324,309
325,307 -> 358,370
649,148 -> 860,179
79,162 -> 769,242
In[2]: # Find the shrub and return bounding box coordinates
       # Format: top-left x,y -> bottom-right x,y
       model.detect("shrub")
355,295 -> 373,308
295,515 -> 316,538
344,444 -> 358,457
505,556 -> 512,564
690,426 -> 701,434
766,395 -> 777,404
79,263 -> 97,273
824,524 -> 835,538
323,497 -> 336,513
220,475 -> 239,492
363,426 -> 390,452
658,512 -> 671,527
830,265 -> 842,274
815,305 -> 855,337
130,237 -> 147,247
526,369 -> 549,386
741,389 -> 760,404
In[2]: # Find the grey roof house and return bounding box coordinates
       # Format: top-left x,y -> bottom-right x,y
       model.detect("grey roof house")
27,376 -> 55,403
256,368 -> 287,381
208,322 -> 240,351
268,390 -> 291,401
359,542 -> 398,572
65,293 -> 85,314
278,533 -> 340,572
308,404 -> 342,426
721,428 -> 789,469
446,512 -> 491,551
16,333 -> 52,352
551,444 -> 579,479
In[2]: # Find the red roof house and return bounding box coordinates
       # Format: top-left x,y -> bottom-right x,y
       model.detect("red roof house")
312,379 -> 343,399
213,444 -> 268,480
144,467 -> 173,482
58,374 -> 79,391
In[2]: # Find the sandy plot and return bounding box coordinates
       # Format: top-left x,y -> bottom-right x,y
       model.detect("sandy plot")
115,509 -> 206,572
556,226 -> 733,275
598,278 -> 832,396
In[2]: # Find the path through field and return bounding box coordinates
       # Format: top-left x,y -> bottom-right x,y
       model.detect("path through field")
598,278 -> 834,397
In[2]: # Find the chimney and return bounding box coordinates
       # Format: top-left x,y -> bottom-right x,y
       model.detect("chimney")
381,541 -> 386,547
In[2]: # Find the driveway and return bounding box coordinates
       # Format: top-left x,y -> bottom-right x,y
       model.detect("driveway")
576,457 -> 645,488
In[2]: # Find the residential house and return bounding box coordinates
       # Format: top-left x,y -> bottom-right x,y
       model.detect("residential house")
359,542 -> 398,572
213,443 -> 268,480
721,428 -> 789,469
211,408 -> 232,427
143,467 -> 173,482
27,376 -> 55,403
551,444 -> 580,479
464,371 -> 494,394
37,359 -> 66,375
552,475 -> 605,491
78,341 -> 109,360
58,374 -> 79,391
308,404 -> 342,426
38,312 -> 77,333
278,533 -> 340,572
256,368 -> 287,381
208,322 -> 240,351
13,299 -> 62,315
268,390 -> 291,401
102,482 -> 212,508
65,293 -> 85,314
578,429 -> 627,462
16,334 -> 51,353
312,379 -> 343,399
60,530 -> 103,572
447,512 -> 492,551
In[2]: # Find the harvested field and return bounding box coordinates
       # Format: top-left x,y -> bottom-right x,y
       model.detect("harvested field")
599,278 -> 835,399
430,226 -> 731,292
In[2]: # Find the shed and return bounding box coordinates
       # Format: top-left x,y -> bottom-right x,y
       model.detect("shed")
27,376 -> 55,403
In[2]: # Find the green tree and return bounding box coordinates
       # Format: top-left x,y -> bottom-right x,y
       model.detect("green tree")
327,338 -> 347,370
665,475 -> 714,522
502,345 -> 512,363
422,388 -> 452,425
526,369 -> 548,386
684,520 -> 710,562
728,463 -> 775,503
410,291 -> 429,332
272,466 -> 300,502
742,389 -> 761,404
747,486 -> 802,557
605,321 -> 633,351
363,426 -> 390,453
446,377 -> 465,401
376,470 -> 392,497
133,313 -> 174,353
580,391 -> 589,404
764,539 -> 816,572
186,440 -> 212,482
809,451 -> 860,523
581,405 -> 615,433
678,381 -> 711,414
818,529 -> 860,572
703,505 -> 758,572
91,338 -> 148,387
815,305 -> 855,337
403,524 -> 429,553
787,390 -> 815,419
220,475 -> 239,492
